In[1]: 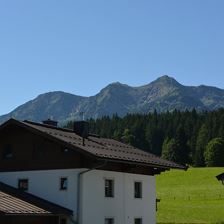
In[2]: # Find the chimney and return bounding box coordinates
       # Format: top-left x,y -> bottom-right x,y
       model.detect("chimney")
42,118 -> 58,127
73,121 -> 89,138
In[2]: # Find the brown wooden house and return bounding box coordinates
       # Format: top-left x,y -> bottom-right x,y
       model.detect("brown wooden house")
0,118 -> 186,224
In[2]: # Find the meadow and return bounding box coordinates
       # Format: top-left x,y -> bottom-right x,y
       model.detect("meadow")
156,168 -> 224,224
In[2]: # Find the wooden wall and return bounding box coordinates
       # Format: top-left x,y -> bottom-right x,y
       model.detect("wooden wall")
0,125 -> 83,172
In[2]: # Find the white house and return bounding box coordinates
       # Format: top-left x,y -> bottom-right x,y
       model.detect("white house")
0,119 -> 186,224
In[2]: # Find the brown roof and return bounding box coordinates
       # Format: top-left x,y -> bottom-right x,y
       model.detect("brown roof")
0,119 -> 186,170
0,182 -> 72,216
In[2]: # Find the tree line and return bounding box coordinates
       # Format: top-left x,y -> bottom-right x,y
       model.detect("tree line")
65,109 -> 224,167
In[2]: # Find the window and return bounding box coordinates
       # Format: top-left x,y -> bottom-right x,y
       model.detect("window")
60,177 -> 68,190
105,179 -> 114,197
135,218 -> 142,224
105,218 -> 114,224
18,179 -> 28,191
2,144 -> 13,159
134,181 -> 142,198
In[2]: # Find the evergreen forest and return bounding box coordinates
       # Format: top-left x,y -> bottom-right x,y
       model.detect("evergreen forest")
65,109 -> 224,167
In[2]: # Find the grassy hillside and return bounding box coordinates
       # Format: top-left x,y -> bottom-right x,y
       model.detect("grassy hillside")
156,168 -> 224,224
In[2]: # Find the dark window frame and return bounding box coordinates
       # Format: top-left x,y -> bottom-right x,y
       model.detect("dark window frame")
18,179 -> 29,191
105,217 -> 114,224
60,177 -> 68,191
134,181 -> 142,199
105,179 -> 114,198
134,218 -> 142,224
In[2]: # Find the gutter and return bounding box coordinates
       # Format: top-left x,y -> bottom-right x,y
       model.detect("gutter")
76,160 -> 107,224
96,157 -> 187,171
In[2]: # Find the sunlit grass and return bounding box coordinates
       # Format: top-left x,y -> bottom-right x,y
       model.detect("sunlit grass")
156,168 -> 224,224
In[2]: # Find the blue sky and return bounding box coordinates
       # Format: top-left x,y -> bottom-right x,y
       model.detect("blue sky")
0,0 -> 224,114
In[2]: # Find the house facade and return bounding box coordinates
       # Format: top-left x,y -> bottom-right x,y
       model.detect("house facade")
0,119 -> 185,224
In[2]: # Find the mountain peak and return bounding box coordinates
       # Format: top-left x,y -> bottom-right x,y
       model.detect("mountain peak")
102,81 -> 130,91
109,81 -> 129,87
155,75 -> 176,82
153,75 -> 181,86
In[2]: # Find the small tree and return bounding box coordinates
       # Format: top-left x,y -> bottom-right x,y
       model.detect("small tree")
162,138 -> 182,164
121,128 -> 135,145
204,138 -> 224,167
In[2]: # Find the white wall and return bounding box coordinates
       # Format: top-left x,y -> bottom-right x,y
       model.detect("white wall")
0,169 -> 156,224
0,169 -> 83,215
81,170 -> 156,224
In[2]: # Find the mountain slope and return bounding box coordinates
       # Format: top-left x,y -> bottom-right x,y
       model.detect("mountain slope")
0,92 -> 85,123
1,76 -> 224,124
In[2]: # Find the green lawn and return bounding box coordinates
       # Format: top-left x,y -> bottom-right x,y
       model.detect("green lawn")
156,168 -> 224,224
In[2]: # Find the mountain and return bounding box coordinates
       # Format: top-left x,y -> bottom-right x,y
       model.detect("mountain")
1,75 -> 224,124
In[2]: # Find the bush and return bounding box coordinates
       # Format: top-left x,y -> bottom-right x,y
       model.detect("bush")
204,138 -> 224,167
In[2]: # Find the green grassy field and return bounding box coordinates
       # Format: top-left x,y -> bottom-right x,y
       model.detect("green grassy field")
156,168 -> 224,224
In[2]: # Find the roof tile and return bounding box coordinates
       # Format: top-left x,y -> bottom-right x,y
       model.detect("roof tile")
20,120 -> 186,170
0,182 -> 72,216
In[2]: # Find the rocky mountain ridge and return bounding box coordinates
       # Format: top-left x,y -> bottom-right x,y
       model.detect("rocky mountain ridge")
1,76 -> 224,124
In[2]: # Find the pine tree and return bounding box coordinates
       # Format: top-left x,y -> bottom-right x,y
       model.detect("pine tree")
162,138 -> 183,164
175,125 -> 189,164
194,124 -> 209,166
